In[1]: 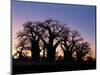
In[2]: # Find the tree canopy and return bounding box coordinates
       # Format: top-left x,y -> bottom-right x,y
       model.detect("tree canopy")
13,18 -> 94,64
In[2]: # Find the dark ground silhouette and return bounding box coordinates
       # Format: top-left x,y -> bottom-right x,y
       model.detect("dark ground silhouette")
13,60 -> 96,74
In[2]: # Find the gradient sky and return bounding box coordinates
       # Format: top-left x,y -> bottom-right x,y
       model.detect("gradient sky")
12,1 -> 96,54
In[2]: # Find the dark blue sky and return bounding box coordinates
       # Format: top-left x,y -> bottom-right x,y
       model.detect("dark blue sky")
12,1 -> 96,50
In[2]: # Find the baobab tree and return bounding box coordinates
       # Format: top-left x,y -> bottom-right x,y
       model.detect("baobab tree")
75,41 -> 91,64
35,19 -> 65,63
16,21 -> 44,62
13,37 -> 29,61
61,30 -> 83,63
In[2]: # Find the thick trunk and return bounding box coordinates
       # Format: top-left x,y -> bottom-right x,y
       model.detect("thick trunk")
63,52 -> 72,63
77,53 -> 83,64
19,48 -> 24,61
31,42 -> 40,63
47,38 -> 56,63
62,45 -> 72,63
47,46 -> 55,63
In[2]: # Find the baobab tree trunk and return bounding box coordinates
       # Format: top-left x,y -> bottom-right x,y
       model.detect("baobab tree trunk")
76,52 -> 83,64
61,45 -> 73,63
47,46 -> 55,63
63,51 -> 72,63
19,48 -> 24,61
31,41 -> 40,63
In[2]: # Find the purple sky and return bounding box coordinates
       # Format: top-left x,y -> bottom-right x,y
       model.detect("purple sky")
12,1 -> 96,52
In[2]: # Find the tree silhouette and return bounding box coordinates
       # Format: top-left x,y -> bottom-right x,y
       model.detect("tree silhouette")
61,30 -> 83,63
14,18 -> 93,65
13,37 -> 29,60
75,41 -> 91,64
36,19 -> 65,63
16,21 -> 44,62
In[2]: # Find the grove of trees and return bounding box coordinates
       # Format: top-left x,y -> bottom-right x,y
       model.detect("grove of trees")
13,18 -> 95,64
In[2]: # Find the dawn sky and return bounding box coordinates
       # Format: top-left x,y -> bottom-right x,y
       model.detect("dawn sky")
12,1 -> 96,54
